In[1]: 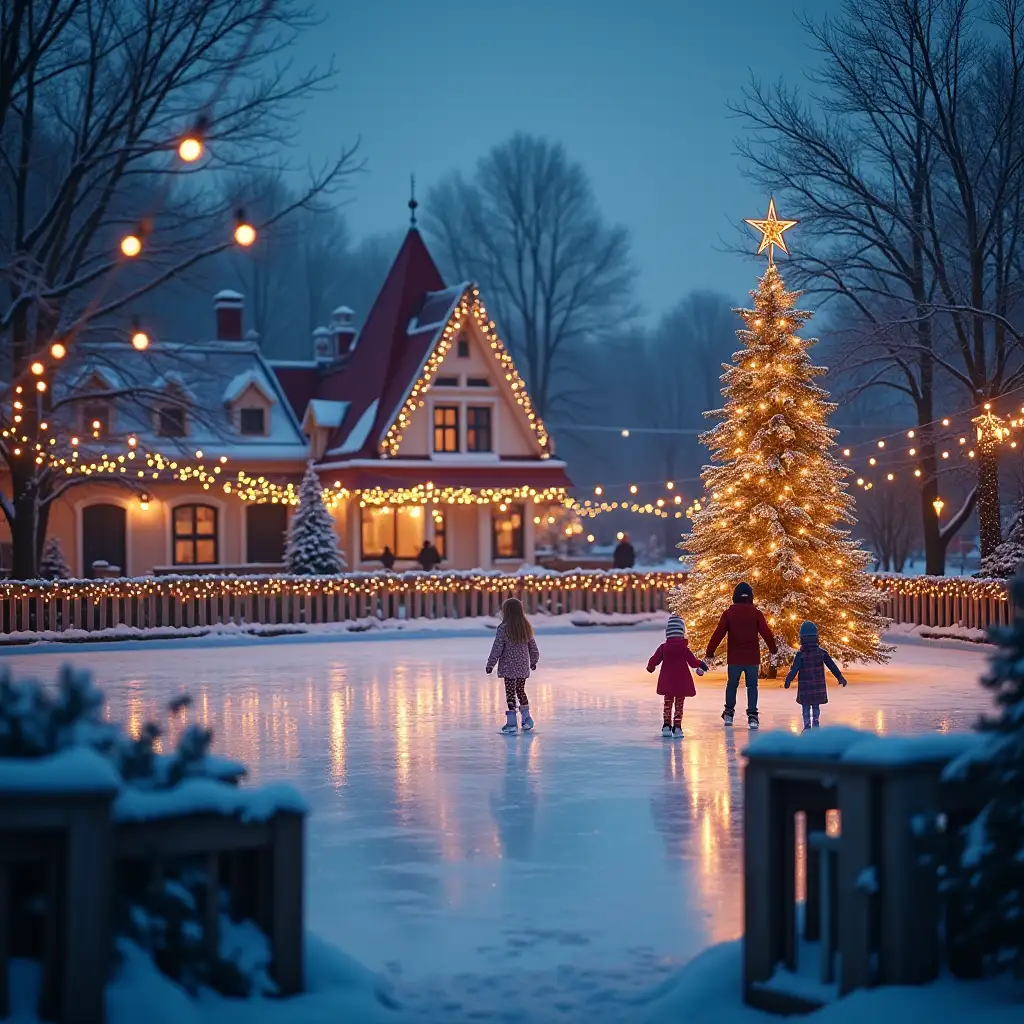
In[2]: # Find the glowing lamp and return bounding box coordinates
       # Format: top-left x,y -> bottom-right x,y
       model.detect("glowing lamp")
178,135 -> 203,162
933,497 -> 945,516
120,233 -> 142,257
234,210 -> 256,247
30,361 -> 44,375
50,342 -> 67,360
36,380 -> 46,392
131,329 -> 150,351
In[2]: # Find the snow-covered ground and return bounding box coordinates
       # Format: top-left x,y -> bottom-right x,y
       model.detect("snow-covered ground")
0,631 -> 1002,1021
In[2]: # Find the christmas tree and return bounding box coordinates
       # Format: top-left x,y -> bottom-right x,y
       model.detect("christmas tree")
669,200 -> 889,666
284,463 -> 347,575
39,537 -> 72,580
941,568 -> 1024,976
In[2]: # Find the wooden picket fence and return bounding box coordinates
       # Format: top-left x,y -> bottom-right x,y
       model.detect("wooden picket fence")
0,569 -> 1010,638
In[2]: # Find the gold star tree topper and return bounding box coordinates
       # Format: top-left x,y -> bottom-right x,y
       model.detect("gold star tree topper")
744,197 -> 798,265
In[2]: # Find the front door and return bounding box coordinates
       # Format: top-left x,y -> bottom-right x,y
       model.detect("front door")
82,504 -> 127,576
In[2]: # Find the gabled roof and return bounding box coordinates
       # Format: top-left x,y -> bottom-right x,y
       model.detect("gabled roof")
222,369 -> 276,406
310,228 -> 453,455
303,399 -> 349,431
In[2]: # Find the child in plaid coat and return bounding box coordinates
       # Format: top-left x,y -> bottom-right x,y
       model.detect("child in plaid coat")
784,620 -> 847,730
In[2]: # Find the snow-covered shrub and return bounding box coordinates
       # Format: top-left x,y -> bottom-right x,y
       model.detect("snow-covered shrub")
284,462 -> 347,574
938,569 -> 1024,977
976,510 -> 1024,578
0,665 -> 273,997
39,537 -> 71,579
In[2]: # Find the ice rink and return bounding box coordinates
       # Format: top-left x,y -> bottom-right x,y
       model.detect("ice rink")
2,629 -> 996,1020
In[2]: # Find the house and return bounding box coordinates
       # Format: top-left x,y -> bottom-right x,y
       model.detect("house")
1,225 -> 572,577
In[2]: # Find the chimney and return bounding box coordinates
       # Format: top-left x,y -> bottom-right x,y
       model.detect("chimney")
312,326 -> 333,364
330,305 -> 357,354
213,290 -> 244,341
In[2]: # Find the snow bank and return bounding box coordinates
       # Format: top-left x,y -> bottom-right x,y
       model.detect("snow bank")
0,747 -> 120,793
745,727 -> 983,767
887,622 -> 993,645
632,940 -> 1024,1024
114,778 -> 307,823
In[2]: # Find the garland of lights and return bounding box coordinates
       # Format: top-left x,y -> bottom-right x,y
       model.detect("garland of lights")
0,569 -> 1006,603
380,290 -> 551,458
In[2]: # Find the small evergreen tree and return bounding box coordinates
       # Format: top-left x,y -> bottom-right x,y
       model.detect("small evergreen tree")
39,537 -> 71,579
977,506 -> 1024,578
943,567 -> 1024,976
284,463 -> 346,574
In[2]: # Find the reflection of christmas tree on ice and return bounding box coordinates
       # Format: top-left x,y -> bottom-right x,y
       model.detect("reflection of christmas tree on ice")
670,202 -> 889,666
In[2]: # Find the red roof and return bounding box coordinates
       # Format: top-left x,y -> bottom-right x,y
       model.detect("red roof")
272,364 -> 320,421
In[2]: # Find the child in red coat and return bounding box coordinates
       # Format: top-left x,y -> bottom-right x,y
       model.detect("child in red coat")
647,615 -> 708,737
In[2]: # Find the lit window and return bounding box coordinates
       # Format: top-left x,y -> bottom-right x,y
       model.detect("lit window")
173,504 -> 217,565
467,406 -> 492,452
157,406 -> 186,437
360,506 -> 424,560
239,407 -> 265,435
433,405 -> 459,453
493,504 -> 524,560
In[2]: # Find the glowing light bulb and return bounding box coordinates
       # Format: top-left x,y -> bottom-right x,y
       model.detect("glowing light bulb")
30,361 -> 44,375
36,380 -> 46,392
120,233 -> 142,257
178,135 -> 203,162
234,210 -> 256,247
131,329 -> 150,351
50,342 -> 66,360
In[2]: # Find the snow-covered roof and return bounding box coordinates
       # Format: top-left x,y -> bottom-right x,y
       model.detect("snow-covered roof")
222,369 -> 276,406
213,289 -> 244,302
305,399 -> 349,429
329,399 -> 379,456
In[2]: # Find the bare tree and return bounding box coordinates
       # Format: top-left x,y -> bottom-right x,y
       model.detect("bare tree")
423,133 -> 635,417
0,0 -> 359,578
732,0 -> 1024,573
859,479 -> 921,572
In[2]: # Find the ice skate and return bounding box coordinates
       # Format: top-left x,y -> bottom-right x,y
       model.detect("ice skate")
747,710 -> 760,731
722,707 -> 735,726
501,710 -> 518,734
672,725 -> 684,738
662,723 -> 673,737
520,706 -> 534,731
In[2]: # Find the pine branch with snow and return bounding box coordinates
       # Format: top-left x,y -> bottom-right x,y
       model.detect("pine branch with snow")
976,506 -> 1024,578
939,570 -> 1024,977
39,537 -> 72,580
284,463 -> 347,575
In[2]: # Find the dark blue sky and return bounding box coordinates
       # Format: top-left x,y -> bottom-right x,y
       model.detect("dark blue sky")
298,0 -> 840,322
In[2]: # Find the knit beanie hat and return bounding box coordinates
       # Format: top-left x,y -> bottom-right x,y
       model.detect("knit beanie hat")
799,620 -> 819,643
665,615 -> 687,639
733,581 -> 754,603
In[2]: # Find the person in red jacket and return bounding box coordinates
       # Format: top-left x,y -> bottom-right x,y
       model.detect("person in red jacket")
705,581 -> 777,730
647,615 -> 708,737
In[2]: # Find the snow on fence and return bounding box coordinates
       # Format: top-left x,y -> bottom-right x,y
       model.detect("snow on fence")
0,569 -> 1010,638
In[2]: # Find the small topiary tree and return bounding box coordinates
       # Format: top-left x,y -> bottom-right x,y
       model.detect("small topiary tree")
284,462 -> 347,574
940,566 -> 1024,977
39,537 -> 71,580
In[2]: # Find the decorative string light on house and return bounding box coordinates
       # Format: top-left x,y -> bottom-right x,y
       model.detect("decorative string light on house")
380,290 -> 551,458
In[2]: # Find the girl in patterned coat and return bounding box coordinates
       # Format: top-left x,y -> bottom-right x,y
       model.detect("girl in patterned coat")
486,598 -> 541,734
647,615 -> 708,737
784,620 -> 847,730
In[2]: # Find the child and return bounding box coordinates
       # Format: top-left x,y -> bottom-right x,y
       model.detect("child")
647,615 -> 708,737
705,581 -> 778,730
486,597 -> 540,734
784,620 -> 848,730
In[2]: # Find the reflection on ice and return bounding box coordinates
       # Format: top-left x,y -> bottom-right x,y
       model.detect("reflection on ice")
1,630 -> 992,1016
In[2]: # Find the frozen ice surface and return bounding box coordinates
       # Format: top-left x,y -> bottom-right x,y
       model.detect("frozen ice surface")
1,630 -> 998,1021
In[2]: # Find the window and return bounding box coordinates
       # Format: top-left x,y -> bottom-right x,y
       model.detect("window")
239,407 -> 266,435
457,338 -> 469,358
157,406 -> 186,437
433,405 -> 459,453
435,376 -> 459,387
467,377 -> 490,387
467,406 -> 492,452
83,403 -> 110,438
492,504 -> 525,560
360,506 -> 424,560
246,503 -> 287,563
173,504 -> 218,565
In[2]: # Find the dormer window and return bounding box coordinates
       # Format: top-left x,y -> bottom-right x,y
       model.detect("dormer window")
457,338 -> 470,358
83,402 -> 110,438
435,376 -> 459,387
239,407 -> 266,435
157,406 -> 187,437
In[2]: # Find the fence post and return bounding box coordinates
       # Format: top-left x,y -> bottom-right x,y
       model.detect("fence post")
268,810 -> 305,996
